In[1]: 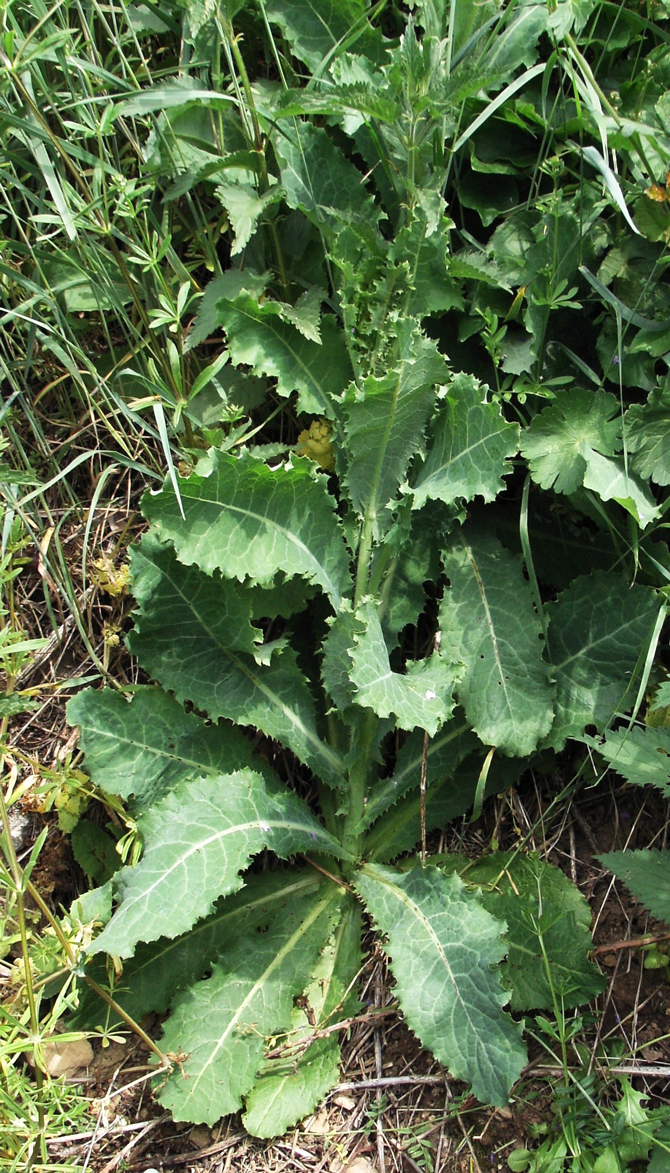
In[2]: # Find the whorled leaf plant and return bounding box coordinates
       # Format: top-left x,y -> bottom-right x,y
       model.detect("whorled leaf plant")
66,0 -> 667,1139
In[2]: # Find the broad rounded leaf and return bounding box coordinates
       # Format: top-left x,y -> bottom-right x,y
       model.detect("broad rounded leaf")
143,450 -> 351,607
520,388 -> 620,494
438,851 -> 604,1010
625,387 -> 670,486
355,863 -> 526,1107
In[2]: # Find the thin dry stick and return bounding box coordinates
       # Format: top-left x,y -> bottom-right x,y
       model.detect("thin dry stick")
141,1134 -> 244,1168
593,929 -> 670,955
374,962 -> 386,1173
98,1115 -> 169,1173
334,1075 -> 444,1092
420,728 -> 429,865
264,1007 -> 396,1060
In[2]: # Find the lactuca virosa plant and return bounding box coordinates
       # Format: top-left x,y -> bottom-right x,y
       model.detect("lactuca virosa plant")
67,0 -> 670,1139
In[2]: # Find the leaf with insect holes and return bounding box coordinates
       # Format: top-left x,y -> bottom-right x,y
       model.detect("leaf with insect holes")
243,898 -> 362,1137
350,600 -> 457,735
355,862 -> 526,1106
128,535 -> 345,789
440,528 -> 554,756
545,572 -> 659,750
411,373 -> 519,509
599,850 -> 670,926
156,879 -> 343,1125
90,769 -> 342,959
143,449 -> 352,607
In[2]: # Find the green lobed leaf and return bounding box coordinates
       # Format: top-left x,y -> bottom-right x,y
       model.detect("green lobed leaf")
391,214 -> 464,316
156,879 -> 343,1124
273,121 -> 381,234
545,572 -> 659,750
265,0 -> 385,72
350,600 -> 456,735
411,373 -> 519,510
342,323 -> 449,537
589,726 -> 670,795
354,862 -> 526,1106
243,898 -> 362,1137
440,529 -> 554,756
67,686 -> 271,808
218,293 -> 352,417
215,182 -> 284,256
128,536 -> 344,789
599,849 -> 670,926
438,851 -> 604,1011
185,270 -> 267,352
519,388 -> 621,496
91,768 -> 341,958
142,449 -> 352,607
73,869 -> 323,1029
625,387 -> 670,486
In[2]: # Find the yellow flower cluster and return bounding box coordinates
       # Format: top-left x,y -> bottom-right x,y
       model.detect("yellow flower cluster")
295,418 -> 336,473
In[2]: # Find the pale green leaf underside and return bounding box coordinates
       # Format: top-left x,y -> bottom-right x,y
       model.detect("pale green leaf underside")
74,869 -> 323,1029
411,373 -> 519,509
440,529 -> 554,756
545,572 -> 659,750
218,294 -> 352,417
343,325 -> 448,536
92,769 -> 340,958
243,899 -> 362,1137
599,850 -> 670,926
351,601 -> 456,735
439,851 -> 604,1011
590,726 -> 670,795
355,863 -> 526,1106
143,449 -> 352,607
156,881 -> 343,1124
66,686 -> 271,807
582,451 -> 661,528
129,536 -> 344,789
519,388 -> 620,495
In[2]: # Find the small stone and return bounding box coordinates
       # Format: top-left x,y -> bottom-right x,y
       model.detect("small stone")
40,1038 -> 94,1078
304,1108 -> 330,1134
344,1159 -> 377,1173
333,1094 -> 356,1110
188,1126 -> 212,1149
